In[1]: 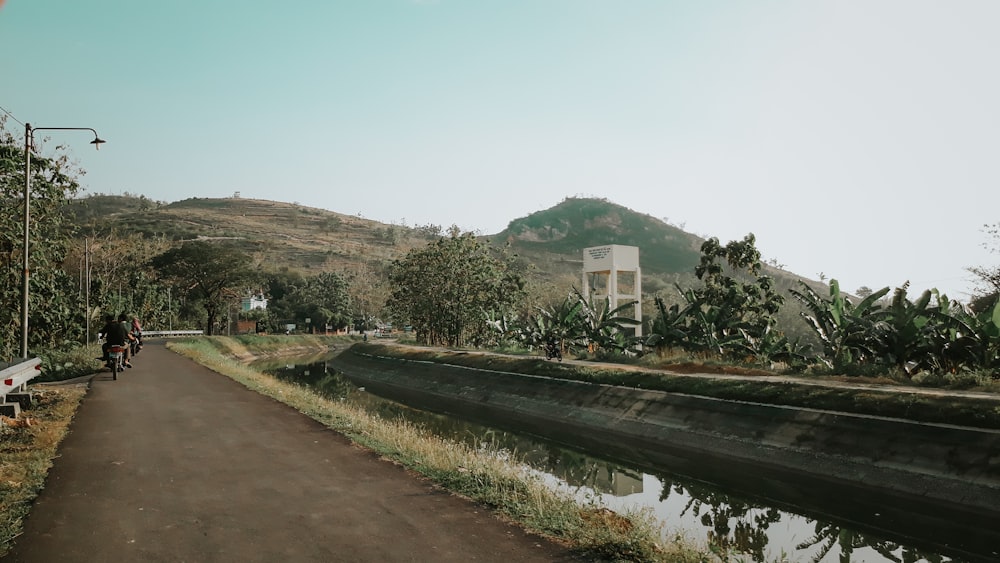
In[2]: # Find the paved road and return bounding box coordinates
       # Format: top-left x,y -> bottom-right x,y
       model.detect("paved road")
3,341 -> 582,562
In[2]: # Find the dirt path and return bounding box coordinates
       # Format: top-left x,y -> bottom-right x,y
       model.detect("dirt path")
2,341 -> 583,563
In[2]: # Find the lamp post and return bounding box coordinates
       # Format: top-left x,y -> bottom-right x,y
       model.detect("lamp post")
22,123 -> 105,358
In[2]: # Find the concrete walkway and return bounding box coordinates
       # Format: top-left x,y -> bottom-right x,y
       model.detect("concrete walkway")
2,341 -> 582,563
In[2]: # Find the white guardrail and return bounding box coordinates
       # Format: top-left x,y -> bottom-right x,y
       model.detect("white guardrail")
1,358 -> 42,417
142,330 -> 204,337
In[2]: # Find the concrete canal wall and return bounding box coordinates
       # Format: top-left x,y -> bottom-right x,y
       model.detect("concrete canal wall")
329,348 -> 1000,516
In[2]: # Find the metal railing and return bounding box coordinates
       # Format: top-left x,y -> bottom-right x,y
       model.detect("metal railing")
1,358 -> 42,418
142,330 -> 204,337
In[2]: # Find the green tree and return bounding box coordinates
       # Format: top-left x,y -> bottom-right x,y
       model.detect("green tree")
280,271 -> 351,333
0,120 -> 86,358
692,234 -> 784,346
387,228 -> 526,347
647,234 -> 786,361
261,270 -> 304,332
70,233 -> 171,338
151,241 -> 257,335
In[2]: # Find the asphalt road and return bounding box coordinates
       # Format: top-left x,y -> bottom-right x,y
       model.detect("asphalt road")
3,341 -> 583,563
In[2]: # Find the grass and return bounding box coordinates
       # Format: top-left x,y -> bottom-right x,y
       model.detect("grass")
167,336 -> 718,563
184,333 -> 352,361
36,345 -> 105,382
0,384 -> 87,557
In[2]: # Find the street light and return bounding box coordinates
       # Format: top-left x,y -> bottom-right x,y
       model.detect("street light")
21,123 -> 105,358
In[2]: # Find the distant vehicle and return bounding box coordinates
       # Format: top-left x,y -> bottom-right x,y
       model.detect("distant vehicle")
545,339 -> 562,361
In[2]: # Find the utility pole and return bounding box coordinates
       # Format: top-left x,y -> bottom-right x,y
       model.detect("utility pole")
85,238 -> 91,345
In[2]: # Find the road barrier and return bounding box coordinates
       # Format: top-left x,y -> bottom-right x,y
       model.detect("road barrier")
142,330 -> 204,337
1,357 -> 42,419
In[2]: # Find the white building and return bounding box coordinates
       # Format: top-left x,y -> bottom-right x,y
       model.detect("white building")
241,294 -> 268,312
582,245 -> 642,339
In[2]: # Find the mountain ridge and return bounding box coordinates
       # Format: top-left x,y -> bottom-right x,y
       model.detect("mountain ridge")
65,193 -> 817,298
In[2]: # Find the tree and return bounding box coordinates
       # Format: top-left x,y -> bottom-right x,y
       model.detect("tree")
68,232 -> 171,336
387,228 -> 526,347
0,119 -> 86,358
689,234 -> 785,358
151,241 -> 257,335
261,270 -> 304,332
345,259 -> 390,332
280,271 -> 351,333
968,222 -> 1000,311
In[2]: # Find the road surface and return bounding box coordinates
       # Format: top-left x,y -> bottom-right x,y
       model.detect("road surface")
3,341 -> 584,562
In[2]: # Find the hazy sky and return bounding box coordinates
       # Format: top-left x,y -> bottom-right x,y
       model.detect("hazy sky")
2,1 -> 997,300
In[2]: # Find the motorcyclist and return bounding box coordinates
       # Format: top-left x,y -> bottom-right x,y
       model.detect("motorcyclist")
130,316 -> 144,353
99,314 -> 135,368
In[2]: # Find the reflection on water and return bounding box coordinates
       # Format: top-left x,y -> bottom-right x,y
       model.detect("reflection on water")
256,355 -> 994,563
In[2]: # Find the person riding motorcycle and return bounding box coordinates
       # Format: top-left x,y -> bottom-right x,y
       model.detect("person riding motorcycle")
99,314 -> 135,368
130,316 -> 144,354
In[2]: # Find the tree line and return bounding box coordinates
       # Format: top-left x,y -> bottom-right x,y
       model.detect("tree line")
386,230 -> 1000,381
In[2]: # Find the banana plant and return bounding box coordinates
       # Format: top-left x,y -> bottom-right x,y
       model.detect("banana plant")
482,309 -> 520,348
936,299 -> 1000,373
875,282 -> 943,375
790,280 -> 890,370
733,325 -> 812,368
576,289 -> 641,355
515,293 -> 586,355
645,294 -> 694,351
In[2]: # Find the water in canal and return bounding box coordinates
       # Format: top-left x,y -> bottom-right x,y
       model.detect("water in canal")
253,353 -> 996,563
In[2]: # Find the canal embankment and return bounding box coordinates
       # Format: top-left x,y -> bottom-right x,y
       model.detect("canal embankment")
330,343 -> 1000,518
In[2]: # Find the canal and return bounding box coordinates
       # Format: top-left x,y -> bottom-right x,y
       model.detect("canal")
253,353 -> 997,563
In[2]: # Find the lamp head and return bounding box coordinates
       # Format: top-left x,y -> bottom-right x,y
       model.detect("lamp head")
90,136 -> 106,150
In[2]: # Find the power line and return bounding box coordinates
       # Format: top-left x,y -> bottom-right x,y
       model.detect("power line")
0,104 -> 25,127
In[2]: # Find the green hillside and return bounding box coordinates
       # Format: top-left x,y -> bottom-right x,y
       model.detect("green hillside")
496,197 -> 704,275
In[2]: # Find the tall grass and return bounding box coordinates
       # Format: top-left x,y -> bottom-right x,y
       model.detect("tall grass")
167,336 -> 716,563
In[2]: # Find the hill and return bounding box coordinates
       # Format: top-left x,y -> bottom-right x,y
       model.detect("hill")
498,197 -> 704,275
491,197 -> 709,294
65,194 -> 821,314
65,195 -> 438,274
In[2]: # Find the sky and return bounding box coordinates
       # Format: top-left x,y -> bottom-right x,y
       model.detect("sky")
1,0 -> 998,301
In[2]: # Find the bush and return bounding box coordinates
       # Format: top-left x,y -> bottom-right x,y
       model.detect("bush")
37,345 -> 102,382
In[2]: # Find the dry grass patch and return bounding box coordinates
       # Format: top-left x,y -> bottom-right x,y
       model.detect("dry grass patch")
0,385 -> 87,557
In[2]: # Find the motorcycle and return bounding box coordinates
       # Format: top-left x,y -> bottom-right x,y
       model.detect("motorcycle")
107,344 -> 127,380
130,329 -> 143,357
544,339 -> 562,362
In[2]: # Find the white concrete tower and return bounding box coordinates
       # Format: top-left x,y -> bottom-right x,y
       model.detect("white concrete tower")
582,245 -> 642,339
